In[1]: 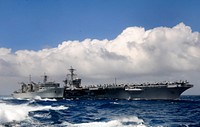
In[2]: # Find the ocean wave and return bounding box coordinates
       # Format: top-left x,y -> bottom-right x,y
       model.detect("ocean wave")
62,116 -> 146,127
0,102 -> 68,123
0,96 -> 199,127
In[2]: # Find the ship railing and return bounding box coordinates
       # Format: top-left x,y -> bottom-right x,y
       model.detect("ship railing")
127,83 -> 169,88
86,84 -> 125,89
84,80 -> 190,89
127,80 -> 190,88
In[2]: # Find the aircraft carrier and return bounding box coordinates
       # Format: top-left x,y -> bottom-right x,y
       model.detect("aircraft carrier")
12,67 -> 193,100
63,67 -> 193,100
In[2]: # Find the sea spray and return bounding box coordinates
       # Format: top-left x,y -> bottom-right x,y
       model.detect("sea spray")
0,102 -> 68,123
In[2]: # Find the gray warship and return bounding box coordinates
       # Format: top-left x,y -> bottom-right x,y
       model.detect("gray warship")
63,67 -> 193,100
12,75 -> 64,99
12,66 -> 193,100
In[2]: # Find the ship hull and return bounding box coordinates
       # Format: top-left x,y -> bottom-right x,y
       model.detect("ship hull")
64,85 -> 192,100
101,86 -> 191,100
12,87 -> 64,99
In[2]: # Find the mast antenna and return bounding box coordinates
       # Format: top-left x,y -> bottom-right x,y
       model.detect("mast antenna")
68,66 -> 76,86
42,73 -> 48,83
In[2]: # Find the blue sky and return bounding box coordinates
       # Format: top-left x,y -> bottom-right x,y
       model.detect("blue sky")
0,0 -> 200,51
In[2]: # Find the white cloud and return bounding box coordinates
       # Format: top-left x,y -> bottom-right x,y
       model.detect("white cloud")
0,23 -> 200,95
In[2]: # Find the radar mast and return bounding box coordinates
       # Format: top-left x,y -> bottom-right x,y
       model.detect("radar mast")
68,66 -> 77,87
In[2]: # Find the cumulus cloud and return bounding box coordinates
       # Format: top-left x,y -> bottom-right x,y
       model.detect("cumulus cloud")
0,23 -> 200,94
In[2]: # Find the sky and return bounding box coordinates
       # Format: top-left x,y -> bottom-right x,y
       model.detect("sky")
0,0 -> 200,95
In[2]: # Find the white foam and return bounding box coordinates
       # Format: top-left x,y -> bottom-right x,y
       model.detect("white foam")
110,102 -> 119,104
33,113 -> 50,118
35,105 -> 68,111
37,98 -> 57,101
62,116 -> 146,127
15,96 -> 57,101
0,103 -> 68,123
33,96 -> 42,100
15,97 -> 31,101
0,103 -> 30,123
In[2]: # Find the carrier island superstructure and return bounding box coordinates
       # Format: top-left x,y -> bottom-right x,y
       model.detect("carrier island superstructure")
12,67 -> 193,100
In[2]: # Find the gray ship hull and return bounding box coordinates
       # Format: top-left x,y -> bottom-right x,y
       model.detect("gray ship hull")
64,85 -> 192,100
62,67 -> 193,100
98,86 -> 192,100
12,87 -> 64,99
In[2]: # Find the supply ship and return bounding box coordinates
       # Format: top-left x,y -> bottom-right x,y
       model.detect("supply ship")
12,75 -> 64,99
12,67 -> 193,100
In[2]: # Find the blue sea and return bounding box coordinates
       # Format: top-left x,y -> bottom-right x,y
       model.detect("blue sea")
0,96 -> 199,127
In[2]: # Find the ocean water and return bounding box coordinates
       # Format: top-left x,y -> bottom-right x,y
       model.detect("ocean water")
0,96 -> 199,127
